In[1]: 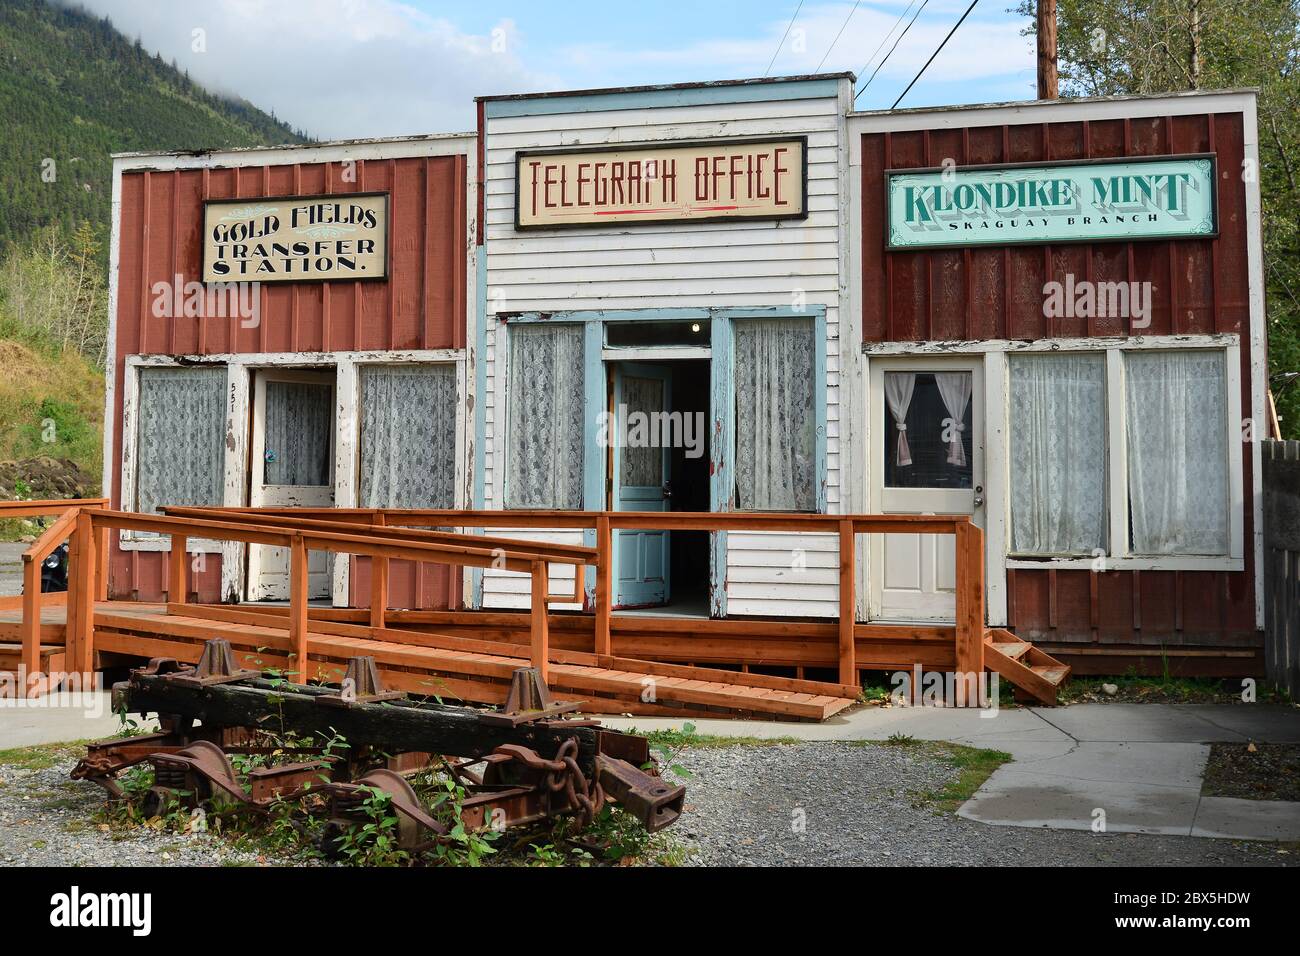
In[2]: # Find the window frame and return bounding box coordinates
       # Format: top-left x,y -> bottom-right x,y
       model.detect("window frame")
1001,338 -> 1243,571
354,359 -> 461,511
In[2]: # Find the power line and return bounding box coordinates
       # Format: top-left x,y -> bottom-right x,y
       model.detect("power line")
855,0 -> 920,79
854,0 -> 929,103
890,0 -> 980,109
815,0 -> 862,72
764,0 -> 806,77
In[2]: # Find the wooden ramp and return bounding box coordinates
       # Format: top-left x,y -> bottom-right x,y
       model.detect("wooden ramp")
89,602 -> 859,721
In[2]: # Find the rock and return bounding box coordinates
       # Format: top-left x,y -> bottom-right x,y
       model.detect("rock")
1101,683 -> 1119,696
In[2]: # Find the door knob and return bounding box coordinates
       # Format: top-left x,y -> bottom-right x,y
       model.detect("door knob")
662,481 -> 673,499
974,496 -> 984,507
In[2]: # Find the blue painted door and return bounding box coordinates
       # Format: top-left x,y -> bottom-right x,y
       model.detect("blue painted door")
612,363 -> 672,608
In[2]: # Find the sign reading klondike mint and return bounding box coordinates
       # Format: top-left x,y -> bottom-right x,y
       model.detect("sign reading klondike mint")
885,156 -> 1216,250
202,192 -> 388,283
515,138 -> 807,229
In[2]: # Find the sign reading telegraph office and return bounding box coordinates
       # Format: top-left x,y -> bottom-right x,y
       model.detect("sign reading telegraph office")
515,138 -> 807,229
202,192 -> 389,283
886,155 -> 1216,250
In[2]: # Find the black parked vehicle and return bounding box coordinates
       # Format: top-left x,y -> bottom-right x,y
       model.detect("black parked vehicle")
40,541 -> 69,592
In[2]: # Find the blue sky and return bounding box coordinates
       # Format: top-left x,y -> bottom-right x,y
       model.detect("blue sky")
78,0 -> 1038,139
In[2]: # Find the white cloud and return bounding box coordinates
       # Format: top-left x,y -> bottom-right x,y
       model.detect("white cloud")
71,0 -> 1033,140
72,0 -> 561,139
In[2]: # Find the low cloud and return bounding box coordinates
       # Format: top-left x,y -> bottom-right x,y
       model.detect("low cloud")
71,0 -> 560,138
72,0 -> 1033,139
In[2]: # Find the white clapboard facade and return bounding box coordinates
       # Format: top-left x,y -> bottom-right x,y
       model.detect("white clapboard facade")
474,74 -> 861,618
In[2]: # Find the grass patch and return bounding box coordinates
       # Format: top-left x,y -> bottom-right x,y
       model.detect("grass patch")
638,727 -> 801,750
0,741 -> 87,770
850,736 -> 1012,813
1057,671 -> 1290,705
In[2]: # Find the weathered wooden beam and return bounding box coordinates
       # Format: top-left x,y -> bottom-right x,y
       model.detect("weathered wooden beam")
289,534 -> 309,683
122,674 -> 620,772
837,518 -> 856,686
953,520 -> 986,706
530,559 -> 549,683
169,534 -> 188,606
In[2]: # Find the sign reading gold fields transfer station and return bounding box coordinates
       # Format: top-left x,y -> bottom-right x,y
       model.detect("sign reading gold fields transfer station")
515,138 -> 807,228
886,156 -> 1216,250
202,193 -> 388,283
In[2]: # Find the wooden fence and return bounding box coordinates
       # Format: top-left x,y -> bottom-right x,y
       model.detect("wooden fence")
1263,439 -> 1300,697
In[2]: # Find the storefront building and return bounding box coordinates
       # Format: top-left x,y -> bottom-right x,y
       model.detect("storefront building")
850,90 -> 1264,673
102,77 -> 1267,677
104,134 -> 476,609
474,74 -> 854,619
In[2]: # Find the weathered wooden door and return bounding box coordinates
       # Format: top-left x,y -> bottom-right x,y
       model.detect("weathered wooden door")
869,358 -> 984,622
612,363 -> 672,608
247,369 -> 335,601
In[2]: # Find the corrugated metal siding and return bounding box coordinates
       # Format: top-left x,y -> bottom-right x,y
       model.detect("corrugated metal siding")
481,94 -> 845,616
861,110 -> 1257,647
109,153 -> 469,606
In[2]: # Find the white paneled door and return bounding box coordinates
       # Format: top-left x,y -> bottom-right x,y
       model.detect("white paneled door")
246,369 -> 336,601
869,358 -> 984,622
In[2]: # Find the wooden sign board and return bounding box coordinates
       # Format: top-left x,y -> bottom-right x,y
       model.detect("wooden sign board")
885,155 -> 1217,250
202,192 -> 388,283
515,138 -> 807,229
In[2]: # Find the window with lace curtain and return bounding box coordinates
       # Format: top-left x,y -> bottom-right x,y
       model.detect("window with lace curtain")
734,318 -> 815,511
359,364 -> 457,509
1009,354 -> 1107,555
506,324 -> 585,509
1006,347 -> 1234,560
135,366 -> 226,515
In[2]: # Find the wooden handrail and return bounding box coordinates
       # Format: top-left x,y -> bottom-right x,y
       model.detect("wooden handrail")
160,506 -> 598,562
73,508 -> 596,686
0,497 -> 107,520
174,505 -> 966,535
147,506 -> 986,685
14,500 -> 107,695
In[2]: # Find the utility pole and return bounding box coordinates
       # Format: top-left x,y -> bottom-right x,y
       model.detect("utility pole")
1037,0 -> 1059,99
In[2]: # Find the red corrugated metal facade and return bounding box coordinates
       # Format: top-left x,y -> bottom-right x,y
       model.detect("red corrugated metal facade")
108,153 -> 468,607
861,110 -> 1258,667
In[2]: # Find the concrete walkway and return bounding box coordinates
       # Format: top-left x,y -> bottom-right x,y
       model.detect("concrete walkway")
597,701 -> 1300,842
0,691 -> 142,749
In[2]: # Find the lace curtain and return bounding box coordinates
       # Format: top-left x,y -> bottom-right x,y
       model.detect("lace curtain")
136,366 -> 225,515
264,381 -> 332,486
734,319 -> 815,511
360,364 -> 457,509
1009,354 -> 1107,555
619,375 -> 664,487
1126,351 -> 1229,555
506,324 -> 585,509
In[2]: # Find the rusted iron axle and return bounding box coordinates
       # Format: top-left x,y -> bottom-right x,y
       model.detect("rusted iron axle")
73,640 -> 685,849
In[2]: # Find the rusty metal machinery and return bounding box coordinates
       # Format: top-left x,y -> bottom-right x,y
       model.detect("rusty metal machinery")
73,640 -> 685,854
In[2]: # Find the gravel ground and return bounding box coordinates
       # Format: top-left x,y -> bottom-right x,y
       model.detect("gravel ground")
668,742 -> 1293,867
1,742 -> 1292,867
0,751 -> 287,867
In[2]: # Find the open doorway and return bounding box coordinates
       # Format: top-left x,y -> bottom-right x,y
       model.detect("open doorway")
246,367 -> 336,601
608,358 -> 710,615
